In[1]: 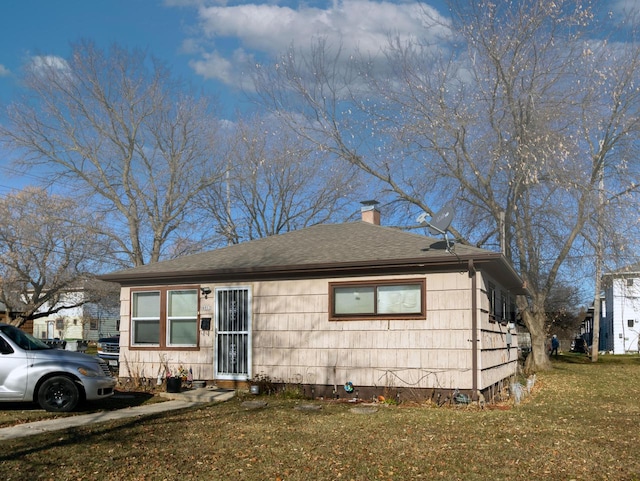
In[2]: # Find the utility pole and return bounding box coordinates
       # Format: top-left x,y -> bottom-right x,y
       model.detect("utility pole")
591,170 -> 604,362
499,211 -> 506,256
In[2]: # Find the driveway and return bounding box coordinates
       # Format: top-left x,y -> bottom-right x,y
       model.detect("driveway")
0,387 -> 235,441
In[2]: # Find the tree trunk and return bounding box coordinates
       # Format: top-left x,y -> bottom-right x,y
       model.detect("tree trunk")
521,298 -> 552,373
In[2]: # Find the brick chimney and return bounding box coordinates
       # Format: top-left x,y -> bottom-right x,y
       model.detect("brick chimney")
360,200 -> 380,225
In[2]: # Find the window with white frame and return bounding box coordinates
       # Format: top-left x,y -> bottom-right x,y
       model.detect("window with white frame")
167,289 -> 198,346
131,287 -> 198,348
132,291 -> 161,345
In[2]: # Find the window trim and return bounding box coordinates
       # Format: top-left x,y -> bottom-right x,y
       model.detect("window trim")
487,282 -> 496,323
166,289 -> 199,347
131,289 -> 161,347
130,285 -> 200,351
499,290 -> 507,320
329,278 -> 426,321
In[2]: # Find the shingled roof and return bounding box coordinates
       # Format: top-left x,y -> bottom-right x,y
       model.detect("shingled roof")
604,263 -> 640,277
101,221 -> 526,293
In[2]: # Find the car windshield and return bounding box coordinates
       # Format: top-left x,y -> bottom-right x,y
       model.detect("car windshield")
0,324 -> 52,351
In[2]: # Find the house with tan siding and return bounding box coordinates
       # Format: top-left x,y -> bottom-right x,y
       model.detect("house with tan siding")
101,205 -> 527,402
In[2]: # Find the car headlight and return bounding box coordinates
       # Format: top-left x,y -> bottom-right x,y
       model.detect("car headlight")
77,366 -> 101,377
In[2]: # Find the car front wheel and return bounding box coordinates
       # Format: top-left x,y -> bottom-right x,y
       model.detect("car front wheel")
38,376 -> 80,412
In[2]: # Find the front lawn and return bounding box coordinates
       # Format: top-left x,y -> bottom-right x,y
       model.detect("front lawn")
2,354 -> 640,480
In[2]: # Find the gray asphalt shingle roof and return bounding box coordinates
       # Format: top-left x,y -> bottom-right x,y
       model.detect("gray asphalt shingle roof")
102,221 -> 525,292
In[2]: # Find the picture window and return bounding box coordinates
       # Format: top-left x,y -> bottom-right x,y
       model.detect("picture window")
329,279 -> 425,320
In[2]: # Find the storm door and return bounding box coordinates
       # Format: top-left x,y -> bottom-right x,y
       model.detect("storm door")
46,321 -> 55,339
215,287 -> 251,380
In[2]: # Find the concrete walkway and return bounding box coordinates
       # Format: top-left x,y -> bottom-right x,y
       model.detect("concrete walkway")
0,387 -> 235,441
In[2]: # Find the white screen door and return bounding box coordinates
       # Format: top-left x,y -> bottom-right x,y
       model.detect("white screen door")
215,287 -> 251,380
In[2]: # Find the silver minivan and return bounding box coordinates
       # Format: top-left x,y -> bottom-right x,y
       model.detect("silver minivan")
0,323 -> 116,412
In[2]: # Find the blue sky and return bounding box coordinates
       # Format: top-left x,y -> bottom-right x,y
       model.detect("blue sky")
0,0 -> 455,113
2,0 -> 638,114
2,0 -> 637,113
0,0 -> 453,192
0,1 -> 208,103
0,0 -> 638,192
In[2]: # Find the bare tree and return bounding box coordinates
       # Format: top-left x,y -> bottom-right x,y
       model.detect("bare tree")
0,187 -> 111,328
201,114 -> 364,244
544,281 -> 584,340
0,40 -> 225,267
252,0 -> 640,371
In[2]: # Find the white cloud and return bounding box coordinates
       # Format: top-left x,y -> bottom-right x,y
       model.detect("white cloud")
25,55 -> 74,86
180,37 -> 202,55
29,55 -> 69,73
0,64 -> 10,77
180,0 -> 451,85
190,50 -> 234,83
190,47 -> 256,90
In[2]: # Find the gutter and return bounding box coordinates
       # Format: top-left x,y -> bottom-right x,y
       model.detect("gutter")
469,259 -> 478,399
101,252 -> 526,292
99,255 -> 473,284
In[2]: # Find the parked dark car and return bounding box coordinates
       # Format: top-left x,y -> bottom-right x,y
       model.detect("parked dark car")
570,336 -> 589,353
96,335 -> 120,371
0,323 -> 116,412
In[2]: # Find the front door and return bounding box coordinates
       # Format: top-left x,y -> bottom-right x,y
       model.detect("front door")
215,287 -> 251,380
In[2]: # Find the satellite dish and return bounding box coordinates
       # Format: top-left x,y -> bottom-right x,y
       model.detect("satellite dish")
416,201 -> 456,251
427,202 -> 455,236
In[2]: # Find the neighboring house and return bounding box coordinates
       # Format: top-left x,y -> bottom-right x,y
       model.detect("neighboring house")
576,304 -> 595,351
32,288 -> 120,342
101,205 -> 527,401
601,264 -> 640,354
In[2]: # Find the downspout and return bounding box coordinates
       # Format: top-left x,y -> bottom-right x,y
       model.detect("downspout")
469,259 -> 478,400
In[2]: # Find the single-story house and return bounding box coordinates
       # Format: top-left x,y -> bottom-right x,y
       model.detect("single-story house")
101,205 -> 527,401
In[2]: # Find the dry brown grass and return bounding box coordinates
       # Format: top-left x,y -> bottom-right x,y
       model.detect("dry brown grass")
2,354 -> 640,480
